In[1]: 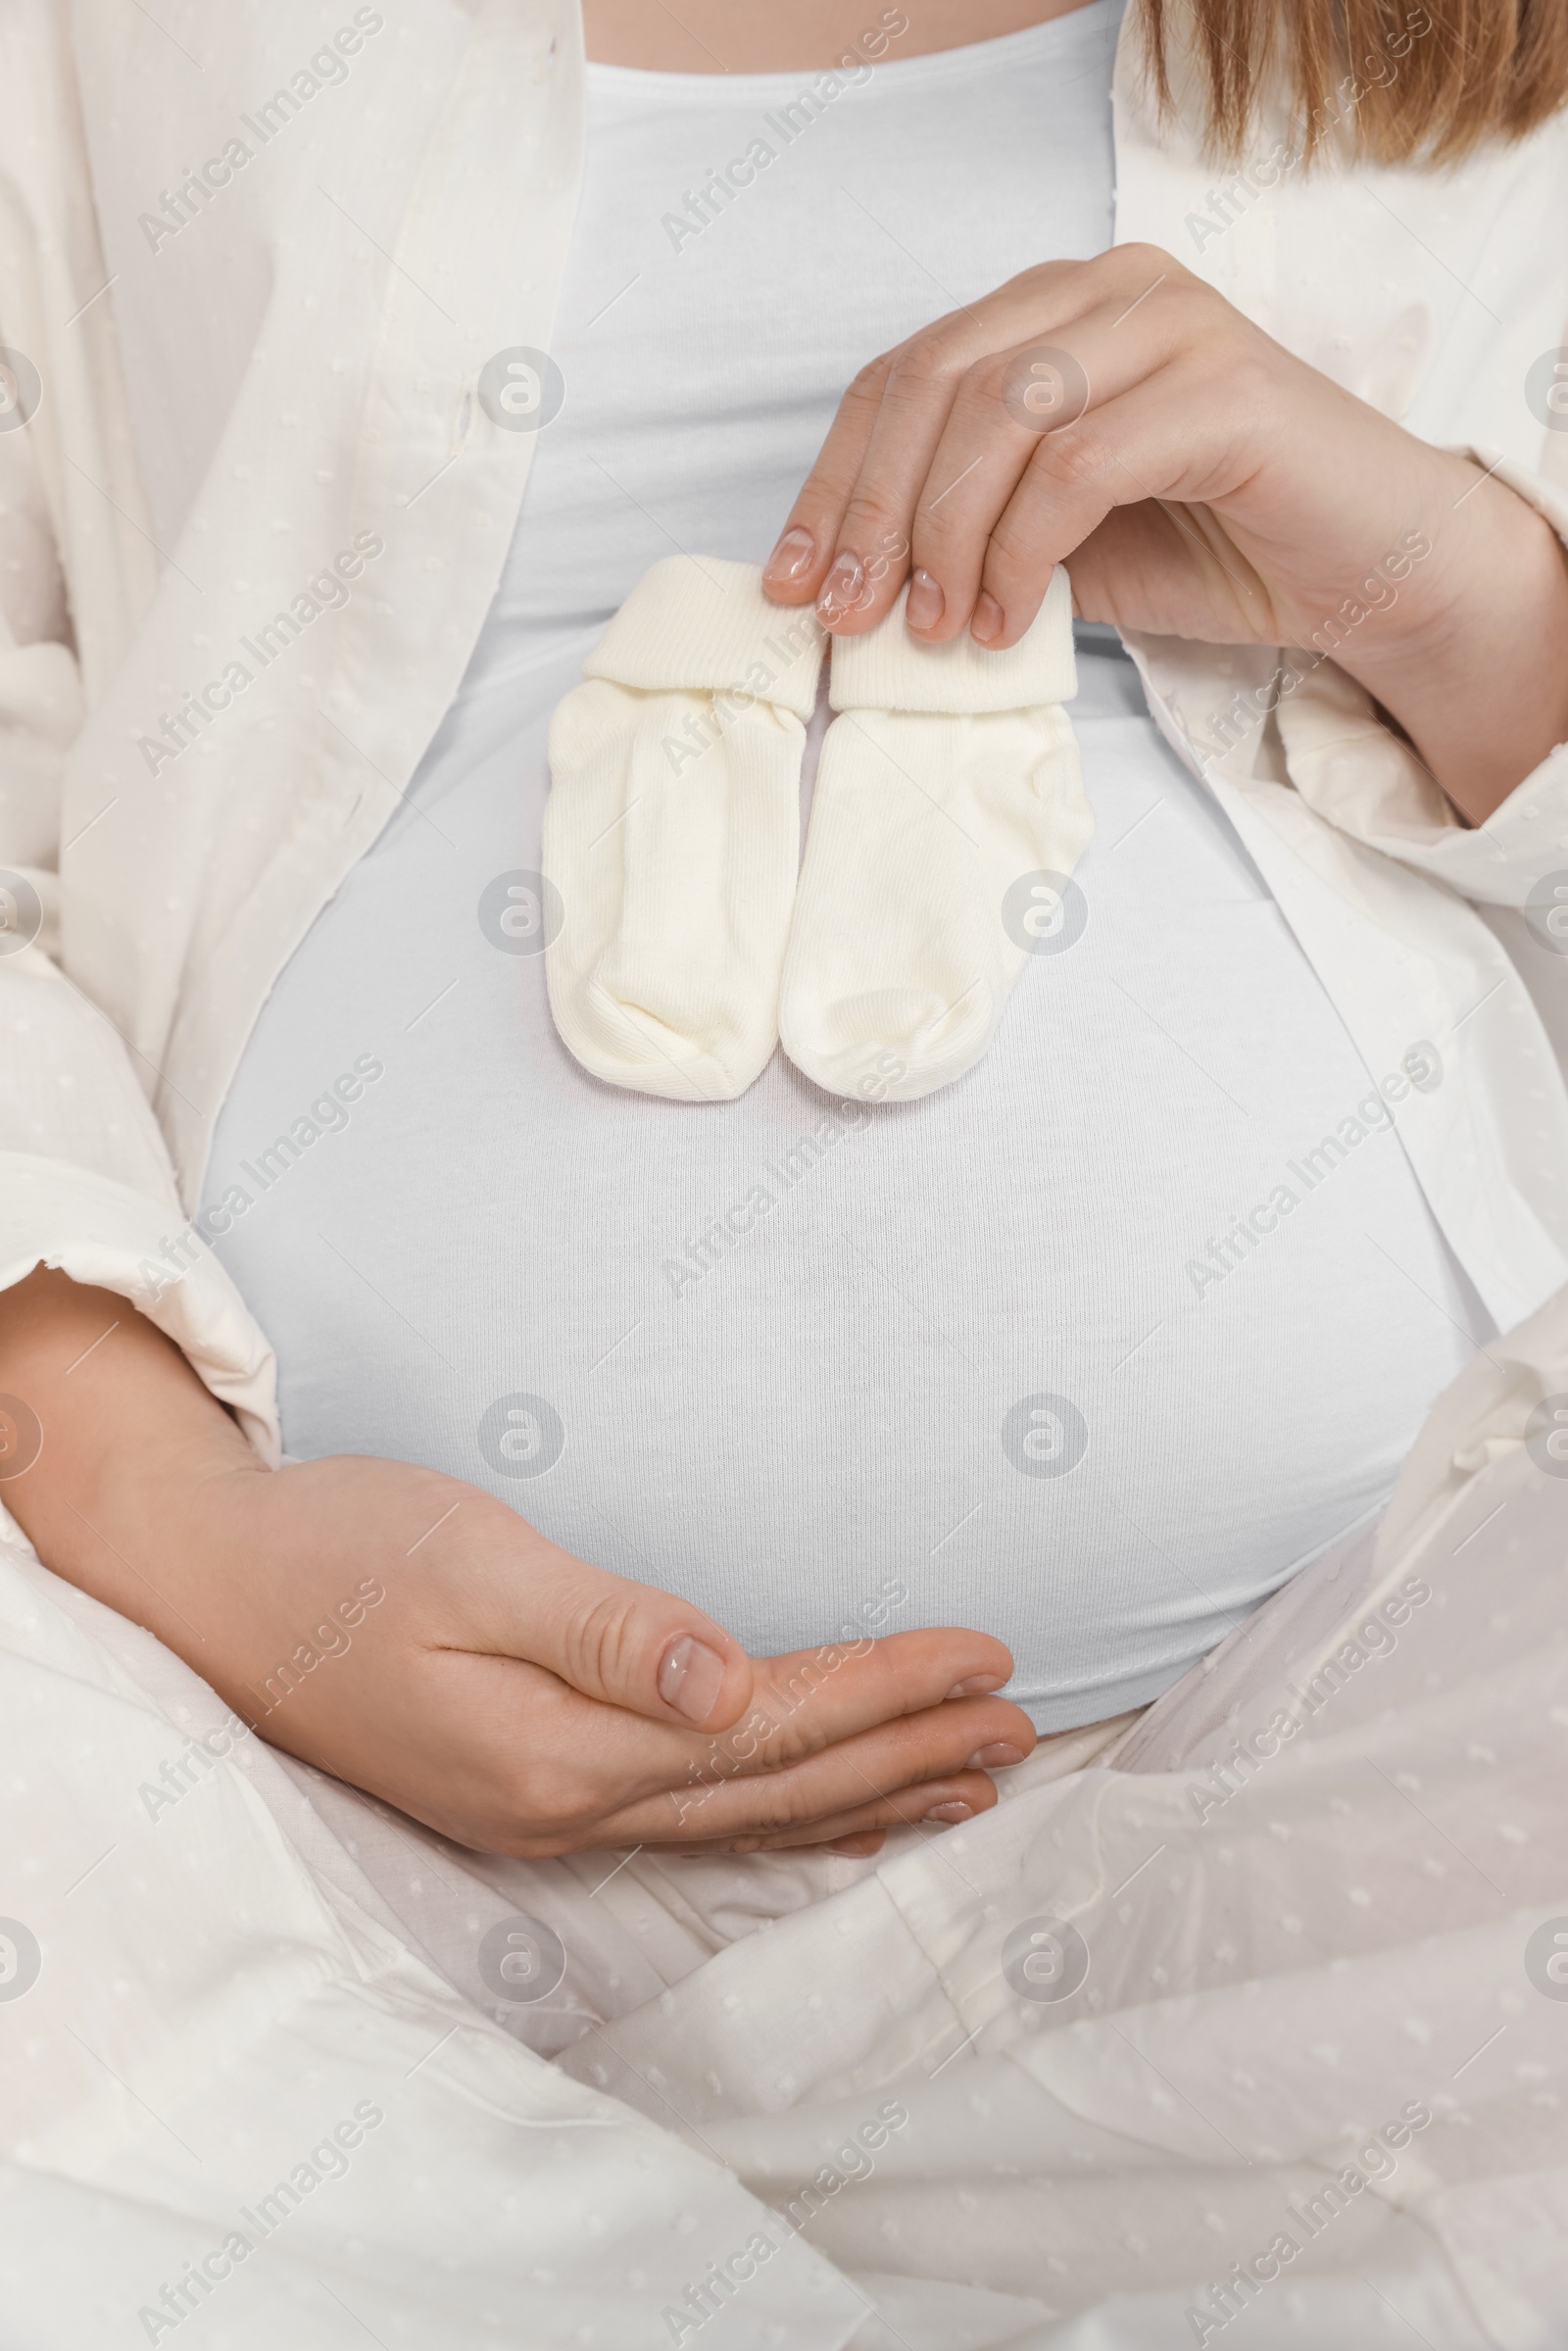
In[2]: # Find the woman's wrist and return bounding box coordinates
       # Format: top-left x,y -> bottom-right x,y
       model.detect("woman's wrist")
1314,465 -> 1568,829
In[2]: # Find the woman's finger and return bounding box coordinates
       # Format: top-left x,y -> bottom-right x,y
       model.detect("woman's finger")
432,1604 -> 1031,1854
1063,498 -> 1262,639
971,369 -> 1276,648
744,1625 -> 1022,1760
604,1757 -> 1005,1853
775,305 -> 1027,631
906,298 -> 1201,645
663,1764 -> 1003,1856
760,348 -> 906,608
763,249 -> 1195,635
455,1528 -> 760,1734
759,264 -> 1084,614
457,1488 -> 1025,1743
747,1763 -> 1003,1848
818,265 -> 1143,636
590,1681 -> 1035,1849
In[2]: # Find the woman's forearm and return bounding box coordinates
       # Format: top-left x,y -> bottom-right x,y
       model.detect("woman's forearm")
1331,462 -> 1568,829
0,1268 -> 259,1650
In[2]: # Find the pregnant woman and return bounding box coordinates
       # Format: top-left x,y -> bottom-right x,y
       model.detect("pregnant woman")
3,0 -> 1567,1905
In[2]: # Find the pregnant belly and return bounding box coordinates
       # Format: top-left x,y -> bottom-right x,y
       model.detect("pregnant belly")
202,642 -> 1486,1729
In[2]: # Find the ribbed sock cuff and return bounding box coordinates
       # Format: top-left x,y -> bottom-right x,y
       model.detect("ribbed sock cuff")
583,556 -> 827,720
829,563 -> 1076,713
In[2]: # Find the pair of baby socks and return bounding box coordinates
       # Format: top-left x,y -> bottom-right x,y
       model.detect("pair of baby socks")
542,554 -> 1089,1104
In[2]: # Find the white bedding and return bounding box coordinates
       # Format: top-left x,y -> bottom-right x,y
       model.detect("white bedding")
4,1285 -> 1567,2348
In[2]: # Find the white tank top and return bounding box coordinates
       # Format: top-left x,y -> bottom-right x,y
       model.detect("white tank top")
203,1 -> 1488,1728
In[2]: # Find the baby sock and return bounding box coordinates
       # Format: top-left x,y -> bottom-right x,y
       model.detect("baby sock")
778,566 -> 1089,1102
543,557 -> 825,1100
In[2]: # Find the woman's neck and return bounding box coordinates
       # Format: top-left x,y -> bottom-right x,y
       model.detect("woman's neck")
581,0 -> 1098,73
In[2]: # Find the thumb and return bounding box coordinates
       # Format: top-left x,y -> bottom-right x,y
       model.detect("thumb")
473,1527 -> 755,1731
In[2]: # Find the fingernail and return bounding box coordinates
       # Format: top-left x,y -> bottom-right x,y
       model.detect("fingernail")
924,1800 -> 974,1825
658,1633 -> 726,1723
966,1743 -> 1025,1770
817,549 -> 865,622
946,1675 -> 1004,1700
763,524 -> 815,584
906,567 -> 945,631
971,591 -> 1004,644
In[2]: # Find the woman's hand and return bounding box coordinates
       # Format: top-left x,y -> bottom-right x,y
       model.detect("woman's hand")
0,1272 -> 1034,1857
762,244 -> 1568,824
142,1451 -> 1034,1858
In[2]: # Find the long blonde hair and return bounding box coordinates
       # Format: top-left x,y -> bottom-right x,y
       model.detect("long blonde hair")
1139,0 -> 1568,161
